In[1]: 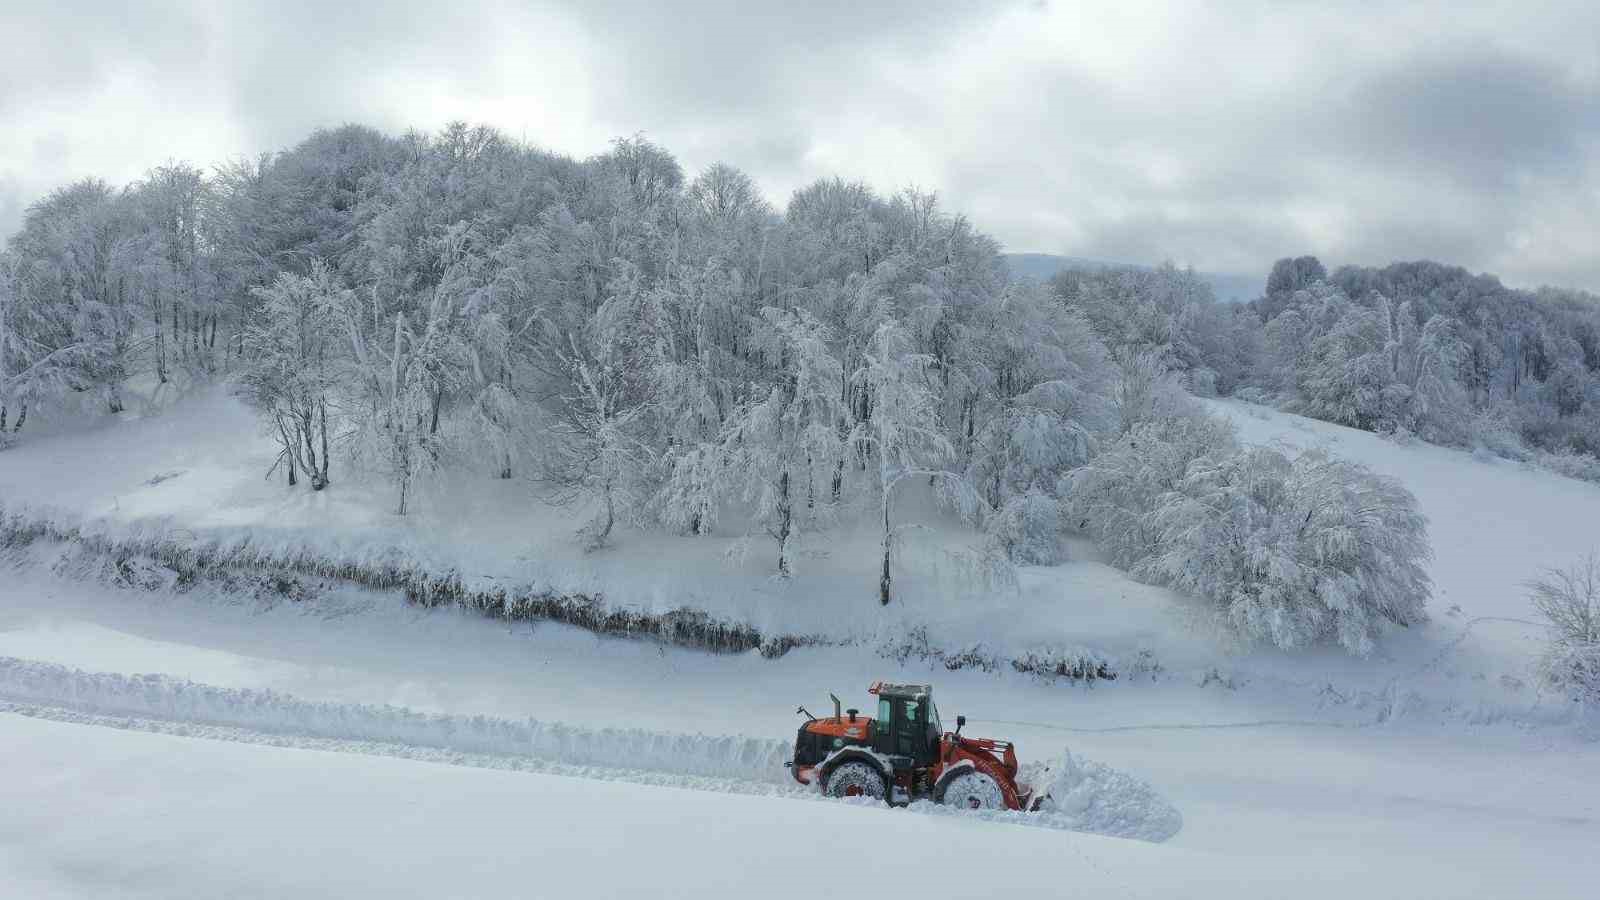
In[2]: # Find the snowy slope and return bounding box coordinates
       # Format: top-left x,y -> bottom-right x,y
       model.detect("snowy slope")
0,386 -> 1195,665
4,389 -> 1599,711
1212,398 -> 1599,674
3,391 -> 1600,897
13,712 -> 1574,900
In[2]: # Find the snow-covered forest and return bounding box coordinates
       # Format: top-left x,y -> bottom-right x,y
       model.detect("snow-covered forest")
1052,256 -> 1600,475
7,120 -> 1598,657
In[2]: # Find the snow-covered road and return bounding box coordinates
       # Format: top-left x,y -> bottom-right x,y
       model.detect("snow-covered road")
3,704 -> 1592,900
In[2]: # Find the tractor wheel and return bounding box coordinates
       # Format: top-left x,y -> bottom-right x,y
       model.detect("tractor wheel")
823,761 -> 886,801
936,770 -> 1007,811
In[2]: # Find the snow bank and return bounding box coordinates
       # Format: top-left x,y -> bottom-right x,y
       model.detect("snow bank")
0,654 -> 1187,842
0,655 -> 792,784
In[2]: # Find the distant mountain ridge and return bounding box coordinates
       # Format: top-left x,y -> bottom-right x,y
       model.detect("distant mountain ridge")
1004,253 -> 1262,303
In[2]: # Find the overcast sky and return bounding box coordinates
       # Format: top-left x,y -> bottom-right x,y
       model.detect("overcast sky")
3,1 -> 1597,290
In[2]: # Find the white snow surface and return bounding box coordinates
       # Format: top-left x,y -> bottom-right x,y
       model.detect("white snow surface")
3,393 -> 1600,896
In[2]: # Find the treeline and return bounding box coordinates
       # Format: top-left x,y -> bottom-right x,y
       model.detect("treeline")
1050,256 -> 1600,468
0,123 -> 1114,603
0,122 -> 1434,654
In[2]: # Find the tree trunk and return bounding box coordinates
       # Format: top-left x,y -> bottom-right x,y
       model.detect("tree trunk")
596,485 -> 616,545
12,402 -> 25,433
317,399 -> 331,488
301,408 -> 324,491
154,298 -> 168,384
879,495 -> 892,605
775,470 -> 791,577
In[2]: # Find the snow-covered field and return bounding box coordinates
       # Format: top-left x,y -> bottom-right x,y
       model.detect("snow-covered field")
2,395 -> 1599,897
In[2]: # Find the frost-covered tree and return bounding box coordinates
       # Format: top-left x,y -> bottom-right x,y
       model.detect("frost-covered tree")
853,321 -> 975,604
235,261 -> 344,489
539,262 -> 669,549
709,308 -> 847,576
1145,447 -> 1430,655
1067,406 -> 1430,655
2,180 -> 152,422
1065,409 -> 1236,570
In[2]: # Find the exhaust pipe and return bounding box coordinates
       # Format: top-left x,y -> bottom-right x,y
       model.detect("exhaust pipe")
829,692 -> 842,721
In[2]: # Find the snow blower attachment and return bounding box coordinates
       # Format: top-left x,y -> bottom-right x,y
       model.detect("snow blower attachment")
786,681 -> 1047,811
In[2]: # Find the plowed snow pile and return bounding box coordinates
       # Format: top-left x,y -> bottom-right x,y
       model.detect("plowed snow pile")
1025,751 -> 1184,842
0,655 -> 791,783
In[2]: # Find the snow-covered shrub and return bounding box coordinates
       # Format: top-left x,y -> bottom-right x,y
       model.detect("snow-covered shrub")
985,488 -> 1064,565
1470,407 -> 1530,461
1527,555 -> 1600,704
1066,408 -> 1431,655
1231,385 -> 1272,405
1531,448 -> 1600,486
1187,367 -> 1218,398
1110,346 -> 1187,434
1144,446 -> 1431,656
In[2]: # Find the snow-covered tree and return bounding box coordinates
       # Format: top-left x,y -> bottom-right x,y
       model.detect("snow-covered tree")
710,308 -> 847,575
2,180 -> 151,423
853,321 -> 976,604
235,260 -> 345,489
539,262 -> 668,549
1145,447 -> 1430,655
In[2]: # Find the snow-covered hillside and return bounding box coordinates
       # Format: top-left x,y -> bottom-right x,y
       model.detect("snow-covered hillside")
0,386 -> 1197,667
2,393 -> 1599,897
2,388 -> 1592,705
1214,398 -> 1600,677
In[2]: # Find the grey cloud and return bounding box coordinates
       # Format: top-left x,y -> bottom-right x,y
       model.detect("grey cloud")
2,1 -> 1599,292
1333,49 -> 1599,189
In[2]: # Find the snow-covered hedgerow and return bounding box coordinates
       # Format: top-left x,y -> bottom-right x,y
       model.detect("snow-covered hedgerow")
3,504 -> 1130,681
0,503 -> 810,657
878,625 -> 1118,683
1067,412 -> 1431,656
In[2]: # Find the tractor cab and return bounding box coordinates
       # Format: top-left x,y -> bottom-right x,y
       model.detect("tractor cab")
868,681 -> 942,766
